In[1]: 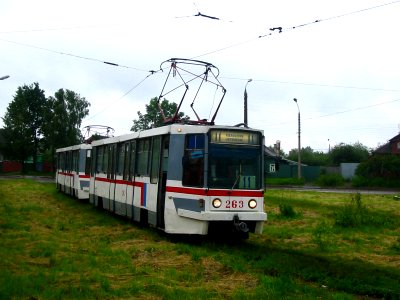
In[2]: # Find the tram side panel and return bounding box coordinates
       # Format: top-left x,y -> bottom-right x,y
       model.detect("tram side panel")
163,134 -> 209,235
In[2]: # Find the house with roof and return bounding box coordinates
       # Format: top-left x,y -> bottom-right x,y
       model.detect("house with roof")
374,133 -> 400,155
264,146 -> 321,180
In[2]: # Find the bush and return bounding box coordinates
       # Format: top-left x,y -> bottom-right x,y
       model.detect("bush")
316,173 -> 344,187
334,193 -> 393,228
312,221 -> 334,251
335,193 -> 366,227
356,155 -> 400,179
278,203 -> 298,218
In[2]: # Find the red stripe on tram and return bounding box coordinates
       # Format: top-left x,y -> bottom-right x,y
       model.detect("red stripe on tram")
166,186 -> 263,197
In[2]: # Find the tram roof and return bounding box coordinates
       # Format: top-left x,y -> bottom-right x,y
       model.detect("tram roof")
56,143 -> 92,153
91,124 -> 264,147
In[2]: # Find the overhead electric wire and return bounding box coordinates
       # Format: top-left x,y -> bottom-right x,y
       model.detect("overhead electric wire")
84,71 -> 160,122
2,1 -> 400,126
306,98 -> 400,121
2,1 -> 399,75
192,0 -> 400,59
261,98 -> 400,128
0,38 -> 150,72
221,76 -> 400,93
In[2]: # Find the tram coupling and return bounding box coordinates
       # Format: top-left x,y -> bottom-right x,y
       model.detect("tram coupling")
233,214 -> 249,233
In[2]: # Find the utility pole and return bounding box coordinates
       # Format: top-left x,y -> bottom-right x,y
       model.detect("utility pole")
244,79 -> 252,127
293,98 -> 301,179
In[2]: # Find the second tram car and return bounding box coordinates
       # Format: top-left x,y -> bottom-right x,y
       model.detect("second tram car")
88,124 -> 267,236
56,144 -> 92,200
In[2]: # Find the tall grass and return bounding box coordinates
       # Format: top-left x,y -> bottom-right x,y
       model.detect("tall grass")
335,193 -> 394,228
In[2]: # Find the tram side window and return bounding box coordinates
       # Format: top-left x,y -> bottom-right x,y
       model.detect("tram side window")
66,151 -> 72,172
103,145 -> 109,174
136,139 -> 150,176
72,150 -> 78,173
117,144 -> 125,176
59,153 -> 65,172
150,136 -> 161,184
122,143 -> 130,180
106,145 -> 115,179
97,146 -> 108,174
128,141 -> 136,181
182,134 -> 205,187
96,146 -> 103,173
91,147 -> 96,176
85,150 -> 91,176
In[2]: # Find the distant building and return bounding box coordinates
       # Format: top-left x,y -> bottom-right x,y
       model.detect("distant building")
374,133 -> 400,155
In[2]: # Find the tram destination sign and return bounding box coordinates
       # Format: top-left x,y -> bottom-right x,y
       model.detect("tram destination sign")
210,130 -> 259,145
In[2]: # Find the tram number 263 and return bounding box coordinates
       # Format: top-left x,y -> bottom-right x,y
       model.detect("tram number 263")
225,200 -> 244,209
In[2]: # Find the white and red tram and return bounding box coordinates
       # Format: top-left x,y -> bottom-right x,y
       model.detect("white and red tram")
88,124 -> 267,237
56,144 -> 91,200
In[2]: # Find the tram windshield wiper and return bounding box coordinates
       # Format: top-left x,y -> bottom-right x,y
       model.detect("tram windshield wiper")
231,163 -> 242,190
231,174 -> 240,190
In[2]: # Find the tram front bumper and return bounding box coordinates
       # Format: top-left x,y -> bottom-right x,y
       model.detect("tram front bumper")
177,208 -> 267,222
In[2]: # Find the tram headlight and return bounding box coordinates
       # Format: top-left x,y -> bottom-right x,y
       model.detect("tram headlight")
212,198 -> 222,208
248,199 -> 257,209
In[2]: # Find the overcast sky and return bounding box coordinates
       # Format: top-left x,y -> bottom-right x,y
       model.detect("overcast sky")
1,0 -> 399,153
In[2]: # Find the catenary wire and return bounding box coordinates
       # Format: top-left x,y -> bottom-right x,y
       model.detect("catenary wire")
2,1 -> 399,76
83,71 -> 159,123
192,0 -> 400,59
258,98 -> 400,128
0,38 -> 151,72
221,77 -> 400,93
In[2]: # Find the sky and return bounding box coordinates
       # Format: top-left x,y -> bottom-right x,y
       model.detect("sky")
1,0 -> 399,153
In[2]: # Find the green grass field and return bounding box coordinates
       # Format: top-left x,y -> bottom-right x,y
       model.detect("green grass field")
1,179 -> 399,299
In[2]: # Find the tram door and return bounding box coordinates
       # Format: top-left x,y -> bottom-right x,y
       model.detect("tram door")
66,151 -> 73,195
156,136 -> 169,229
107,144 -> 117,212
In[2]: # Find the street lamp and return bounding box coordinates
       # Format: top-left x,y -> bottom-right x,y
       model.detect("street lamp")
293,98 -> 301,179
243,79 -> 252,127
0,75 -> 10,80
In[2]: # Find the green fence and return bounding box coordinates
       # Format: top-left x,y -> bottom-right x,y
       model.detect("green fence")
265,164 -> 321,181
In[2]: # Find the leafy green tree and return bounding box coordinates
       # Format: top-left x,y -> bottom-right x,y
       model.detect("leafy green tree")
1,83 -> 47,170
42,89 -> 90,162
287,146 -> 329,166
131,97 -> 189,131
329,142 -> 370,166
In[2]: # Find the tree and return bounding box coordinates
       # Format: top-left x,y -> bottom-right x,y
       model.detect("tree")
287,146 -> 329,166
329,142 -> 370,166
42,89 -> 90,162
356,154 -> 400,180
1,83 -> 47,169
131,97 -> 189,131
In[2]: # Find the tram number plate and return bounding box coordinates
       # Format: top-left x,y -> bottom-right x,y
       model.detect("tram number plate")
225,200 -> 244,209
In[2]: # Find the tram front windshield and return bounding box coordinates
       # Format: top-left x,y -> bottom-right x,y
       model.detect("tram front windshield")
208,142 -> 261,190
